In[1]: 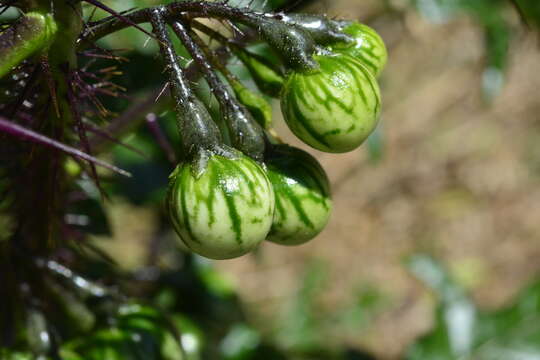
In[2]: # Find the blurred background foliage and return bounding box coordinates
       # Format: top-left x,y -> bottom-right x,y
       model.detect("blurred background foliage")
3,0 -> 540,358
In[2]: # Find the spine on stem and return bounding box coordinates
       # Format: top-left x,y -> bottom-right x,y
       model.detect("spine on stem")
170,20 -> 266,162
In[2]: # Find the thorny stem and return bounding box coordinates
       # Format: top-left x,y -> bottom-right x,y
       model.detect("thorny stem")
150,7 -> 223,159
172,21 -> 235,109
172,20 -> 265,161
0,117 -> 132,177
146,113 -> 177,164
81,1 -> 263,46
191,20 -> 284,76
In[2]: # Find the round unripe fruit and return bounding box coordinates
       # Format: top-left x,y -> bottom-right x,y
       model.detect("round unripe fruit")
331,22 -> 387,77
266,145 -> 332,245
280,53 -> 381,153
167,152 -> 274,260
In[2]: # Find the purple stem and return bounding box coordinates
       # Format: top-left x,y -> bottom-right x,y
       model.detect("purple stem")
81,0 -> 157,40
84,122 -> 148,159
0,116 -> 131,177
145,113 -> 177,164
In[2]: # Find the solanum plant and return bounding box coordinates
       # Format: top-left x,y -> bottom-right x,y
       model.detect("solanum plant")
0,0 -> 387,357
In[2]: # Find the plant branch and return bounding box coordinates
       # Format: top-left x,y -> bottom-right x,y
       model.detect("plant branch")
81,1 -> 263,46
150,7 -> 222,158
0,116 -> 132,177
171,19 -> 265,160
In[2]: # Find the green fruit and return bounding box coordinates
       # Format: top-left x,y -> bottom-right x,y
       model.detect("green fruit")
167,150 -> 274,259
331,22 -> 387,77
280,53 -> 381,153
266,145 -> 332,245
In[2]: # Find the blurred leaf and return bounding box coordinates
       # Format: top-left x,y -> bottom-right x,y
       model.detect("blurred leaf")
366,125 -> 384,164
0,350 -> 35,360
412,0 -> 511,99
406,255 -> 540,360
513,0 -> 540,28
412,0 -> 462,23
338,283 -> 387,332
64,328 -> 145,360
171,314 -> 205,360
111,131 -> 172,205
406,255 -> 476,359
220,324 -> 261,360
64,303 -> 185,360
194,257 -> 236,298
67,198 -> 111,236
277,260 -> 328,351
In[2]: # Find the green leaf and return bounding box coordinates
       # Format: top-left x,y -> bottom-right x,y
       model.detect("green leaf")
366,125 -> 384,164
513,0 -> 540,27
406,255 -> 540,359
0,349 -> 35,360
64,304 -> 185,360
171,314 -> 205,360
220,324 -> 261,360
406,255 -> 476,359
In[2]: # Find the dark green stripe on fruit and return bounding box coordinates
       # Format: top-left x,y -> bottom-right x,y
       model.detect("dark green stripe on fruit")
179,165 -> 199,244
331,22 -> 387,77
168,152 -> 274,259
281,53 -> 380,152
265,146 -> 332,245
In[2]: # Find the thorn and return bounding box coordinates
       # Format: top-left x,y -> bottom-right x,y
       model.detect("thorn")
7,64 -> 40,120
67,71 -> 108,201
155,82 -> 170,103
145,113 -> 177,164
81,0 -> 158,41
78,51 -> 129,62
87,5 -> 98,23
0,116 -> 132,177
84,122 -> 148,159
40,57 -> 60,118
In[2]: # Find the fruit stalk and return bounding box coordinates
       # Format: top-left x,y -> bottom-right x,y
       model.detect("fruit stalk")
149,8 -> 223,160
171,20 -> 266,161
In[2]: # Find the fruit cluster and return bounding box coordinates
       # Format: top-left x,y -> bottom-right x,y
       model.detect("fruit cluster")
164,12 -> 388,259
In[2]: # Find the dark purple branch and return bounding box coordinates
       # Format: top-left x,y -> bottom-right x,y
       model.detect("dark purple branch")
81,0 -> 157,40
0,116 -> 131,177
84,122 -> 148,159
89,86 -> 166,152
145,113 -> 177,164
81,1 -> 262,46
67,71 -> 107,199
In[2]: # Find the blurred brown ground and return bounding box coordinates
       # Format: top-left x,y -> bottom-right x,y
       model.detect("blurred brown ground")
211,2 -> 540,358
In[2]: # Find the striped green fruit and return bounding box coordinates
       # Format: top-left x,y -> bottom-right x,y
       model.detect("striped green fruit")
331,22 -> 387,77
266,145 -> 332,245
167,149 -> 274,259
280,53 -> 381,153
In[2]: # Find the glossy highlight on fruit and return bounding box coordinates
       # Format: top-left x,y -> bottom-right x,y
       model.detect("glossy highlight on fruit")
167,150 -> 274,259
266,145 -> 332,245
281,53 -> 381,153
332,22 -> 387,77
